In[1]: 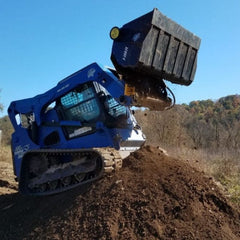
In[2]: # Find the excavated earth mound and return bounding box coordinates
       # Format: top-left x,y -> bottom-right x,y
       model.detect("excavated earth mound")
0,146 -> 240,240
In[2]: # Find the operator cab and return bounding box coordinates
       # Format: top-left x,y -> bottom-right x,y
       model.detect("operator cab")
55,81 -> 130,140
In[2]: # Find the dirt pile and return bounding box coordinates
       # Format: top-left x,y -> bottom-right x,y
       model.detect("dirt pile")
0,146 -> 240,240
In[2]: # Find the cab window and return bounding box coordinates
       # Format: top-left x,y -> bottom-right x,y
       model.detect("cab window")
60,83 -> 100,122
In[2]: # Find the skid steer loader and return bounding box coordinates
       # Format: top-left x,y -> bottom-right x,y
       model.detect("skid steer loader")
8,8 -> 200,195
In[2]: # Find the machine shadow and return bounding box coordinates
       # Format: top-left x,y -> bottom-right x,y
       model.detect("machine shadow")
0,184 -> 91,240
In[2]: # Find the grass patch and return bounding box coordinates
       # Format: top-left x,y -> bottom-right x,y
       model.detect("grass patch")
167,146 -> 240,206
218,175 -> 240,206
0,144 -> 12,163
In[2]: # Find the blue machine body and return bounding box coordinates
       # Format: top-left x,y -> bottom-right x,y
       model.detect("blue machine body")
8,63 -> 141,181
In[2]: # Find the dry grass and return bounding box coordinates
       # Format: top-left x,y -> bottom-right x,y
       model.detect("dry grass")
0,144 -> 12,163
166,146 -> 240,206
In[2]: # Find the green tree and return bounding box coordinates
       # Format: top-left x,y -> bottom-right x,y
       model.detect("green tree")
183,94 -> 240,151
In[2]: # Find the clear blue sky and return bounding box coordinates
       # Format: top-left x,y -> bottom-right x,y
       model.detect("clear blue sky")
1,0 -> 240,116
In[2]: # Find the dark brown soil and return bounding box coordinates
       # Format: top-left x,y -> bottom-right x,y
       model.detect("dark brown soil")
0,146 -> 240,240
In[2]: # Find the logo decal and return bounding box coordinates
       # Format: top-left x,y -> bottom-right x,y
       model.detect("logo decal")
88,68 -> 96,78
14,144 -> 30,159
122,46 -> 128,61
69,127 -> 92,138
132,33 -> 141,42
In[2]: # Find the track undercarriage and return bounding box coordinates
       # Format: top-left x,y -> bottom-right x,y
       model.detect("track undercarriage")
20,148 -> 122,196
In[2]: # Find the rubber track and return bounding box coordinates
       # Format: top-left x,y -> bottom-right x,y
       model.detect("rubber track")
95,147 -> 122,173
20,147 -> 123,196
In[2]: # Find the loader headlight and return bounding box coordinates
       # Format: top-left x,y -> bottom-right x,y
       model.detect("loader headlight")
110,27 -> 120,40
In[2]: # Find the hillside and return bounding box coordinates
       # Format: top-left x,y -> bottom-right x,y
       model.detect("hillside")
135,96 -> 240,205
135,94 -> 240,150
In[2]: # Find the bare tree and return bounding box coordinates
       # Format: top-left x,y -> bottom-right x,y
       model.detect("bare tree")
0,89 -> 3,112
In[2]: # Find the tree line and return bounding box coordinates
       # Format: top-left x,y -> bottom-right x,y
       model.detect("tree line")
183,95 -> 240,151
135,94 -> 240,152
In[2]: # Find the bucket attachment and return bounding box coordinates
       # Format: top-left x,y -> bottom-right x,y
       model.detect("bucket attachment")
110,8 -> 201,110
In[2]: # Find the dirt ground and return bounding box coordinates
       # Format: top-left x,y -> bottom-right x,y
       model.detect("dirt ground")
0,146 -> 240,240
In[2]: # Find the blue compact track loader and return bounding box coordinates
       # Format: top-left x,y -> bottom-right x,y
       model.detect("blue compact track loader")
8,8 -> 200,195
